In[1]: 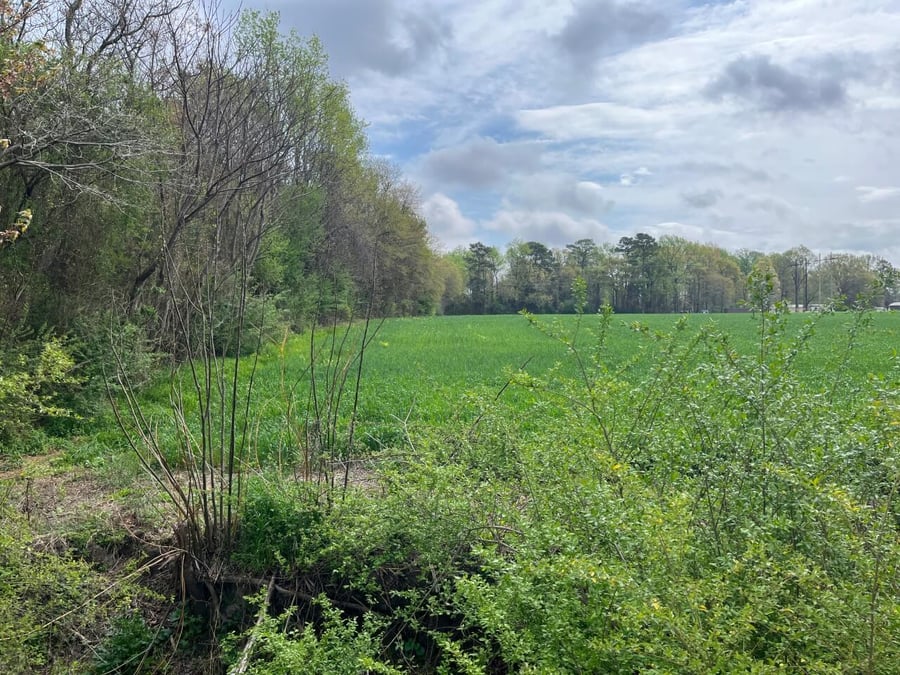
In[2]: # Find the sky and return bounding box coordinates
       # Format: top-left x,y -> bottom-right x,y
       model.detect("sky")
246,0 -> 900,264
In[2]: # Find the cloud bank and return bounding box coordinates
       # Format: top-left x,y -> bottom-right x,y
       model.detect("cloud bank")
254,0 -> 900,264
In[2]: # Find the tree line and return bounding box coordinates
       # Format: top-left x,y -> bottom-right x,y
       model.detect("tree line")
437,235 -> 900,315
0,0 -> 439,360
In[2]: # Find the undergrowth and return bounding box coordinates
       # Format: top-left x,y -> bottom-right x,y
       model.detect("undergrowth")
0,497 -> 158,674
2,287 -> 898,672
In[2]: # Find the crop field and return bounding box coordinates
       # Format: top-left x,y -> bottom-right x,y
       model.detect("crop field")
276,309 -> 899,414
346,310 -> 900,398
121,309 -> 900,466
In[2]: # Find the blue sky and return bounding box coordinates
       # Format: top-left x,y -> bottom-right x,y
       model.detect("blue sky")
245,0 -> 900,264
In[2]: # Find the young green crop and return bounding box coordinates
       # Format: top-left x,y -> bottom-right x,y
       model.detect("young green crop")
100,311 -> 899,469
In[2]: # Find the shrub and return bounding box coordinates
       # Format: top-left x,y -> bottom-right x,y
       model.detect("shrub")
91,613 -> 167,675
212,292 -> 286,358
0,502 -> 141,673
234,477 -> 328,573
0,333 -> 81,453
225,594 -> 400,675
436,302 -> 900,671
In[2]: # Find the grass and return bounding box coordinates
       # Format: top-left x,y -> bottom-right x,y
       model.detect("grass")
87,310 -> 898,470
109,313 -> 900,464
333,311 -> 898,407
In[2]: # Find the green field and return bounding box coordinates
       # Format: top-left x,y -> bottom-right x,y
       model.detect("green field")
95,312 -> 900,476
347,310 -> 900,397
230,311 -> 900,452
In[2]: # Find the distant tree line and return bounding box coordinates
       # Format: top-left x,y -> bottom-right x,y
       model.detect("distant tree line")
435,235 -> 900,315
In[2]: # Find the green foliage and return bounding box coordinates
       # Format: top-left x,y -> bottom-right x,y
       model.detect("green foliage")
72,314 -> 162,394
212,291 -> 287,358
225,595 -> 400,674
0,502 -> 140,673
234,477 -> 327,573
53,310 -> 900,671
434,304 -> 900,672
746,256 -> 781,312
100,311 -> 900,473
0,333 -> 80,452
8,0 -> 898,670
1,303 -> 889,674
91,613 -> 168,675
201,308 -> 898,671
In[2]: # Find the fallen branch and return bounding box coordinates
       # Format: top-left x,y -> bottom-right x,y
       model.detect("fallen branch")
229,575 -> 275,675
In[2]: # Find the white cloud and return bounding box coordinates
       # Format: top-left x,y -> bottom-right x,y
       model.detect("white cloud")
516,102 -> 675,141
505,173 -> 614,216
645,221 -> 707,243
484,209 -> 610,248
253,0 -> 900,265
856,186 -> 900,203
419,137 -> 542,189
573,181 -> 609,211
420,193 -> 477,250
644,221 -> 747,251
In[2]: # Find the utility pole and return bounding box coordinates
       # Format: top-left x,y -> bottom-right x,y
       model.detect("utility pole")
817,254 -> 823,305
804,256 -> 809,310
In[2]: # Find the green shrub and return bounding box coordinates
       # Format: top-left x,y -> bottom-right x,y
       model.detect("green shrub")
0,334 -> 81,453
0,502 -> 141,673
91,613 -> 167,675
212,292 -> 286,357
225,594 -> 399,675
71,313 -> 163,395
435,303 -> 900,672
234,477 -> 328,573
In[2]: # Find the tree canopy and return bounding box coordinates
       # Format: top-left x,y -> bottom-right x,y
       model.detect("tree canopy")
0,1 -> 441,349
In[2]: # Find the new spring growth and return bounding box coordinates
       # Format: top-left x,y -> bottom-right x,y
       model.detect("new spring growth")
0,207 -> 32,246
